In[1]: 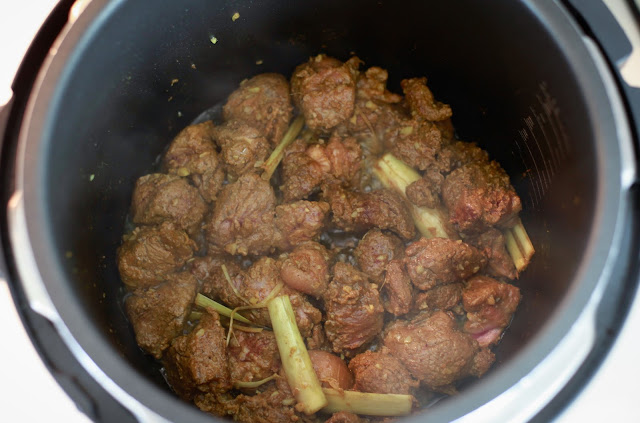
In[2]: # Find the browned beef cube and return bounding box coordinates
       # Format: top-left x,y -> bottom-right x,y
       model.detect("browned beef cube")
354,228 -> 405,281
211,119 -> 270,180
349,350 -> 418,395
381,259 -> 413,316
462,275 -> 521,347
465,228 -> 517,280
291,54 -> 358,131
324,185 -> 416,240
125,271 -> 198,359
404,237 -> 486,290
401,77 -> 452,122
163,312 -> 231,401
356,66 -> 402,104
223,73 -> 293,146
131,173 -> 207,235
325,412 -> 364,423
280,139 -> 326,202
323,263 -> 384,355
436,140 -> 489,174
194,385 -> 321,423
390,119 -> 443,171
442,161 -> 522,233
413,283 -> 463,313
405,167 -> 444,209
383,311 -> 494,390
323,133 -> 362,185
163,120 -> 225,203
117,221 -> 196,288
275,200 -> 330,250
279,241 -> 331,297
192,255 -> 321,337
228,330 -> 280,387
205,173 -> 280,256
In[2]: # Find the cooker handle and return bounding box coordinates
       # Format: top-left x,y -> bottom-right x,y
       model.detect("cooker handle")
565,0 -> 640,143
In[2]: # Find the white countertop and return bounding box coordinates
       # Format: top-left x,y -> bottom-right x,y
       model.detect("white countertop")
1,2 -> 639,423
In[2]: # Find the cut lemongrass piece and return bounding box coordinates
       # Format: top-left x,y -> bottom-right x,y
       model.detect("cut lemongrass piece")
504,230 -> 526,272
513,219 -> 535,261
504,219 -> 534,273
268,296 -> 327,415
234,373 -> 277,389
322,388 -> 414,417
374,153 -> 457,239
262,115 -> 305,180
195,293 -> 254,325
188,311 -> 203,321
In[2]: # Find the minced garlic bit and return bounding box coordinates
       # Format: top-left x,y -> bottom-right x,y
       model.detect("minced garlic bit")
170,78 -> 179,86
256,59 -> 264,65
210,35 -> 218,44
232,12 -> 240,21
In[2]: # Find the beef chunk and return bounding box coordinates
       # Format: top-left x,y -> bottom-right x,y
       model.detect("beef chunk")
192,256 -> 321,337
205,173 -> 280,256
436,141 -> 489,174
404,238 -> 486,290
462,275 -> 521,347
291,54 -> 358,131
324,133 -> 362,185
356,67 -> 402,104
389,119 -> 443,171
163,312 -> 231,400
281,139 -> 326,202
275,200 -> 330,249
405,167 -> 444,209
442,161 -> 522,233
117,222 -> 196,288
306,324 -> 331,352
195,385 -> 315,423
212,119 -> 270,180
223,73 -> 293,146
324,185 -> 416,240
465,228 -> 517,280
382,259 -> 413,316
280,134 -> 362,202
354,229 -> 405,281
279,241 -> 331,297
325,412 -> 363,423
163,121 -> 225,203
228,330 -> 280,386
308,350 -> 354,390
125,272 -> 198,359
323,263 -> 384,355
349,350 -> 418,395
413,283 -> 463,313
190,255 -> 246,305
383,311 -> 493,390
131,173 -> 207,235
248,257 -> 322,336
401,77 -> 452,122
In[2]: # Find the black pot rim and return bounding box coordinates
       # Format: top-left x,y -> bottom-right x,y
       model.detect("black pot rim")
7,0 -> 637,422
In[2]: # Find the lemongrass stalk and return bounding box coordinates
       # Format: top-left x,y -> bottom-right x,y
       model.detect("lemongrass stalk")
188,311 -> 203,321
195,293 -> 253,325
374,153 -> 456,239
262,115 -> 305,180
268,296 -> 327,414
234,373 -> 277,389
322,388 -> 413,416
504,219 -> 535,273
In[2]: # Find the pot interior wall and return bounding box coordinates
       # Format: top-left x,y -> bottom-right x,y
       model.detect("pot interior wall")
39,0 -> 596,415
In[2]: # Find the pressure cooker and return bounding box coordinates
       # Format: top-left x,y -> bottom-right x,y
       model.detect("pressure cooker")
2,0 -> 640,422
